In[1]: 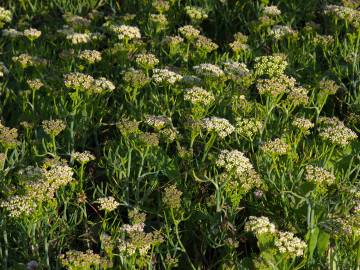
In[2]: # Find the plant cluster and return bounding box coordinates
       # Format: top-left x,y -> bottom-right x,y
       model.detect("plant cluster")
0,0 -> 359,269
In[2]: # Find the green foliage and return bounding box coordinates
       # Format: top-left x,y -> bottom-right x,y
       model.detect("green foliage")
0,0 -> 359,269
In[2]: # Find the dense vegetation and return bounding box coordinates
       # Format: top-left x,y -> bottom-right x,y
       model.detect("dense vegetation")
0,0 -> 359,269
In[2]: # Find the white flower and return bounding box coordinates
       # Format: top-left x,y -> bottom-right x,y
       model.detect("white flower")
23,28 -> 41,40
292,117 -> 314,132
193,63 -> 224,78
264,5 -> 281,16
0,62 -> 8,77
216,150 -> 254,176
72,151 -> 96,164
95,196 -> 119,212
275,231 -> 307,257
0,7 -> 12,25
201,117 -> 234,138
92,77 -> 115,93
184,86 -> 215,106
112,25 -> 141,40
261,138 -> 289,155
305,165 -> 335,186
270,25 -> 297,40
319,121 -> 357,146
254,54 -> 288,77
152,68 -> 182,85
244,216 -> 277,235
145,115 -> 171,130
178,25 -> 200,39
78,50 -> 102,64
2,28 -> 23,38
66,32 -> 91,44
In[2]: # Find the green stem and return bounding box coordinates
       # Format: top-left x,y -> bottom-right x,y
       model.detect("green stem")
171,209 -> 196,270
3,227 -> 8,270
51,135 -> 57,153
202,133 -> 217,162
79,163 -> 85,189
136,147 -> 149,202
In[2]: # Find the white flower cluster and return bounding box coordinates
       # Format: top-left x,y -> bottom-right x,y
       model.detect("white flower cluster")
270,25 -> 298,40
145,115 -> 170,130
216,149 -> 262,191
135,53 -> 159,69
92,77 -> 116,93
2,28 -> 23,38
229,41 -> 250,54
150,14 -> 168,26
264,5 -> 281,16
193,63 -> 225,78
257,74 -> 296,96
229,33 -> 250,54
223,61 -> 250,81
287,86 -> 309,105
324,5 -> 360,27
201,117 -> 235,138
185,6 -> 208,21
319,120 -> 357,146
236,117 -> 263,138
195,35 -> 218,53
184,86 -> 215,106
216,150 -> 254,176
64,72 -> 115,93
292,117 -> 314,132
178,25 -> 200,40
0,6 -> 12,26
27,79 -> 44,90
66,32 -> 90,44
244,216 -> 277,235
163,35 -> 184,46
59,250 -> 106,269
313,34 -> 334,47
254,54 -> 288,77
78,50 -> 102,64
275,231 -> 307,257
95,196 -> 119,212
42,164 -> 74,194
0,62 -> 8,77
261,138 -> 289,155
305,165 -> 335,186
319,79 -> 339,95
118,226 -> 151,256
23,28 -> 41,40
245,216 -> 307,257
0,123 -> 19,147
42,119 -> 66,136
331,216 -> 360,237
12,53 -> 47,68
72,151 -> 96,164
0,195 -> 37,218
0,153 -> 5,165
117,210 -> 164,257
324,5 -> 355,18
65,31 -> 103,45
120,223 -> 145,233
152,68 -> 183,85
1,163 -> 74,218
64,72 -> 95,91
318,116 -> 343,126
111,25 -> 141,40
